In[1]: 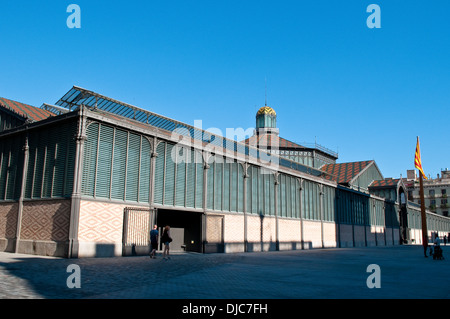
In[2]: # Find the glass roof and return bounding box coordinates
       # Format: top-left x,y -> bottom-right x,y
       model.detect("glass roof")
53,86 -> 324,177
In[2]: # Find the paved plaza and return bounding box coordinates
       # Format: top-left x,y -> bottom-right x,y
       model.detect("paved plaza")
0,245 -> 449,299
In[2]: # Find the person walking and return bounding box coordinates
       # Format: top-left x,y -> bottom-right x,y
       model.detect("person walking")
161,225 -> 172,260
434,234 -> 441,247
149,224 -> 159,259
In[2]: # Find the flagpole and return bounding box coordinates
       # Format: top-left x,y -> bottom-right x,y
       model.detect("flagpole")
419,162 -> 428,257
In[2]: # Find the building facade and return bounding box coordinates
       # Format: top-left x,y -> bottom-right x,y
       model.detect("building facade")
405,169 -> 450,217
0,86 -> 449,258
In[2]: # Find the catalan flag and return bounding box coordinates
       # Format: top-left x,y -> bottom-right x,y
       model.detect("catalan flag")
415,136 -> 427,179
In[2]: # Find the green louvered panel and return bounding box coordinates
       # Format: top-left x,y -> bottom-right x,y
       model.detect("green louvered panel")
354,196 -> 362,225
362,199 -> 368,225
95,125 -> 113,199
175,146 -> 186,207
195,151 -> 203,209
32,131 -> 48,198
341,192 -> 353,224
257,168 -> 267,215
214,160 -> 223,211
308,181 -> 315,220
390,202 -> 399,227
347,193 -> 353,224
328,186 -> 335,221
13,136 -> 24,200
277,174 -> 281,217
279,175 -> 285,217
52,126 -> 68,197
293,178 -> 300,218
206,156 -> 214,210
223,162 -> 230,211
42,128 -> 56,198
375,200 -> 384,226
230,162 -> 237,212
154,142 -> 165,204
344,192 -> 350,223
4,136 -> 21,200
368,198 -> 375,225
237,164 -> 244,213
111,129 -> 127,200
336,189 -> 343,223
350,193 -> 357,224
287,177 -> 294,218
164,143 -> 175,206
246,165 -> 252,214
311,181 -> 317,220
0,141 -> 9,199
283,175 -> 288,218
81,123 -> 99,197
314,182 -> 320,220
5,140 -> 16,199
64,123 -> 77,197
384,203 -> 392,227
337,189 -> 352,224
139,137 -> 151,203
301,180 -> 307,219
270,173 -> 275,216
336,189 -> 344,223
264,173 -> 270,216
353,195 -> 359,225
185,149 -> 195,208
316,183 -> 322,220
251,166 -> 258,214
257,167 -> 263,215
322,185 -> 329,221
125,133 -> 140,202
288,176 -> 293,218
24,135 -> 37,199
303,180 -> 310,220
292,177 -> 297,218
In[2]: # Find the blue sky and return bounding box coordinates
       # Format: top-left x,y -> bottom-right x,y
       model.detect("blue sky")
1,1 -> 449,179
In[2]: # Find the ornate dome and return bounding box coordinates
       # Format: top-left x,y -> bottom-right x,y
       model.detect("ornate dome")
256,106 -> 276,116
256,105 -> 277,131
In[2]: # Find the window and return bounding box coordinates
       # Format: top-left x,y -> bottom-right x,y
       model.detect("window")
408,191 -> 413,202
442,189 -> 447,195
429,189 -> 435,196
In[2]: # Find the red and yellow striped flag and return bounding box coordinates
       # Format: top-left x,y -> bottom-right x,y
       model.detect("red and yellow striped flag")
415,136 -> 427,179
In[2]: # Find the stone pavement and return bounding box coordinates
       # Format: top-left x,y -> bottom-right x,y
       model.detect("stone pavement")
0,245 -> 449,299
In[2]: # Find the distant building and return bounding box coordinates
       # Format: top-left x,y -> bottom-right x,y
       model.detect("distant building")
405,169 -> 450,217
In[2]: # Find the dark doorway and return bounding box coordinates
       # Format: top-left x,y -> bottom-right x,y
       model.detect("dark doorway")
156,209 -> 203,253
399,188 -> 409,244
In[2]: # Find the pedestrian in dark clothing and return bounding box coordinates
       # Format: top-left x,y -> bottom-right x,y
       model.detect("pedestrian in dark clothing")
161,225 -> 172,260
149,225 -> 158,259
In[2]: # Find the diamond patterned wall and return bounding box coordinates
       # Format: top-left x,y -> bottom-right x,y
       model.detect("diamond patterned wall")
0,203 -> 18,239
78,200 -> 126,243
21,200 -> 70,241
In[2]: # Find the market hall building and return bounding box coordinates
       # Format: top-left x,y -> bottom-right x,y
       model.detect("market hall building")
0,87 -> 449,258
